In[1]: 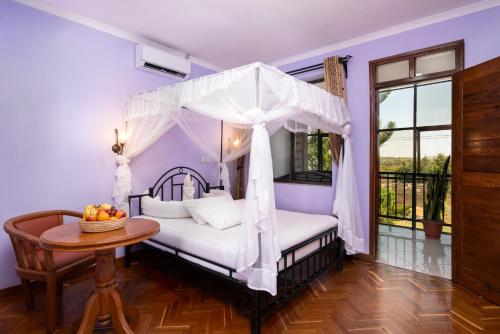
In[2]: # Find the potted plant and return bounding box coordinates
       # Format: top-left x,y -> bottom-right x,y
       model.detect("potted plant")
423,155 -> 450,239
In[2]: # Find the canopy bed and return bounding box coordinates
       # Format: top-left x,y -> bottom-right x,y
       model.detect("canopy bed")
126,166 -> 342,334
113,62 -> 365,334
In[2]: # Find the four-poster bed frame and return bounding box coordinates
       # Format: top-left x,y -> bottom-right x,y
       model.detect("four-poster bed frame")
124,166 -> 344,334
116,62 -> 362,333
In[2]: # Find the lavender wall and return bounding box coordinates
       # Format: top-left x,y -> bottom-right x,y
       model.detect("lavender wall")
0,0 -> 215,289
275,6 -> 500,252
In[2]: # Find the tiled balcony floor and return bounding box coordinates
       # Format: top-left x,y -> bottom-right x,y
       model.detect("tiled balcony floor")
377,224 -> 451,279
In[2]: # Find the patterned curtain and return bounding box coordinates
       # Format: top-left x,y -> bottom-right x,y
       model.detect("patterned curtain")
323,56 -> 347,165
235,156 -> 245,199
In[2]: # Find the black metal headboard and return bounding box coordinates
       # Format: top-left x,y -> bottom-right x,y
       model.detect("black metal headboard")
149,166 -> 218,200
128,166 -> 224,216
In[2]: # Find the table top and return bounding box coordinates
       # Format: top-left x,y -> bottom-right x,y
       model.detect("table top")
39,218 -> 159,252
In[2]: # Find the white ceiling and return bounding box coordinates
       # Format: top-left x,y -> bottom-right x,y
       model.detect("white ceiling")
19,0 -> 493,69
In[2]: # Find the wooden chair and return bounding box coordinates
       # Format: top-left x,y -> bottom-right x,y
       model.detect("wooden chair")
4,210 -> 96,333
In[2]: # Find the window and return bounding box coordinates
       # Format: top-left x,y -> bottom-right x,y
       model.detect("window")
370,40 -> 463,236
271,78 -> 332,185
376,59 -> 410,83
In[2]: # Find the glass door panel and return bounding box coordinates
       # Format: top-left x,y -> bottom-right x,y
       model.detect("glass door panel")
379,130 -> 414,173
417,79 -> 451,127
378,130 -> 414,228
419,130 -> 451,173
418,130 -> 452,230
378,86 -> 414,129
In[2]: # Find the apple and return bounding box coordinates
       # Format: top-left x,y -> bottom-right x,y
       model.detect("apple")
86,214 -> 97,222
115,210 -> 126,219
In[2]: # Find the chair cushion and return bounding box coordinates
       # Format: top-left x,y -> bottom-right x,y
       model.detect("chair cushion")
15,215 -> 67,255
34,250 -> 94,270
16,215 -> 61,238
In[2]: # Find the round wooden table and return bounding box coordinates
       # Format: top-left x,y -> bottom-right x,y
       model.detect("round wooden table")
39,218 -> 159,334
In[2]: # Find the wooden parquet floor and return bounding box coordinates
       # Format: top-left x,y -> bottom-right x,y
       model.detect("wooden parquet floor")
0,250 -> 499,334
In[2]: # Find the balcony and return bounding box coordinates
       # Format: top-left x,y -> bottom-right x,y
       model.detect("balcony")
378,171 -> 452,233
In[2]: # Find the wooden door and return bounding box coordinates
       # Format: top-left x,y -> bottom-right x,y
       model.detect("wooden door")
452,56 -> 500,305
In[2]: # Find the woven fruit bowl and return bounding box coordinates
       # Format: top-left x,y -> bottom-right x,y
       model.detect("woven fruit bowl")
79,218 -> 126,233
80,203 -> 128,233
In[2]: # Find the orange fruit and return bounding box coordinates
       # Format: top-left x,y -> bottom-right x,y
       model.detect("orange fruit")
97,210 -> 110,221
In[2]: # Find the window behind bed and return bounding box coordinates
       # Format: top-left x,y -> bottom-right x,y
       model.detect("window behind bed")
271,77 -> 333,186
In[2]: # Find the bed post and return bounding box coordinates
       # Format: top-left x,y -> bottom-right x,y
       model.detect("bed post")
124,245 -> 132,268
251,289 -> 261,334
335,236 -> 345,272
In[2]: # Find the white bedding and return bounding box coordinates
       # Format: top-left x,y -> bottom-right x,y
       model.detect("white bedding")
136,209 -> 338,278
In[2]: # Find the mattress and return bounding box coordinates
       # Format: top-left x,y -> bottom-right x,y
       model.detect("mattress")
136,209 -> 338,278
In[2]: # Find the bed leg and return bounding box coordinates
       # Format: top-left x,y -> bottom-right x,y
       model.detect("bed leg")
124,245 -> 132,268
251,290 -> 261,334
335,237 -> 344,272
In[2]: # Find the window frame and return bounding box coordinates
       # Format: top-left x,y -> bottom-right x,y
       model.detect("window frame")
368,40 -> 464,258
306,129 -> 331,172
373,40 -> 464,89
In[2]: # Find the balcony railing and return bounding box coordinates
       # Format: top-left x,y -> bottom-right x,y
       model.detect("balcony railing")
378,171 -> 452,230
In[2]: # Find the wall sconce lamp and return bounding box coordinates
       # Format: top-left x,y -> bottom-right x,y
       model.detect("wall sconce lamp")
226,136 -> 241,154
111,128 -> 127,155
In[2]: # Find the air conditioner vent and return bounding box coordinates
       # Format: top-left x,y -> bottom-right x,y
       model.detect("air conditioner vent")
143,62 -> 187,78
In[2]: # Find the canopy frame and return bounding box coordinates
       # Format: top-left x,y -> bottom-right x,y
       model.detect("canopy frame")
112,62 -> 365,296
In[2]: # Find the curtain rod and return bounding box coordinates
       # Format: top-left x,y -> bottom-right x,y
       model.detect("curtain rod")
286,55 -> 352,77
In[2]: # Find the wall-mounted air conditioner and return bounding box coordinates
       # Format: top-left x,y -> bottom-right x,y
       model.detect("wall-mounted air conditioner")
135,44 -> 191,80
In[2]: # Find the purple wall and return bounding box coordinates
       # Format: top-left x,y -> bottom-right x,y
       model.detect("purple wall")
275,183 -> 334,214
275,7 -> 500,252
0,0 -> 215,289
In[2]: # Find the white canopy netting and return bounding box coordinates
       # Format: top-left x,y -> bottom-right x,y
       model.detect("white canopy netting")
112,62 -> 364,295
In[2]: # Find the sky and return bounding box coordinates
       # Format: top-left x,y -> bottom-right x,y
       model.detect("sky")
379,80 -> 451,158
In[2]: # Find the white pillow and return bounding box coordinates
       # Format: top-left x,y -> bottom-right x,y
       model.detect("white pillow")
142,196 -> 191,218
182,196 -> 232,224
196,199 -> 245,230
202,189 -> 233,200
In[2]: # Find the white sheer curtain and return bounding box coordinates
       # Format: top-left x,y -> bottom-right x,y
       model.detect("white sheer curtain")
235,123 -> 281,291
175,109 -> 253,193
333,125 -> 365,254
114,62 -> 363,295
112,106 -> 177,209
175,109 -> 285,193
